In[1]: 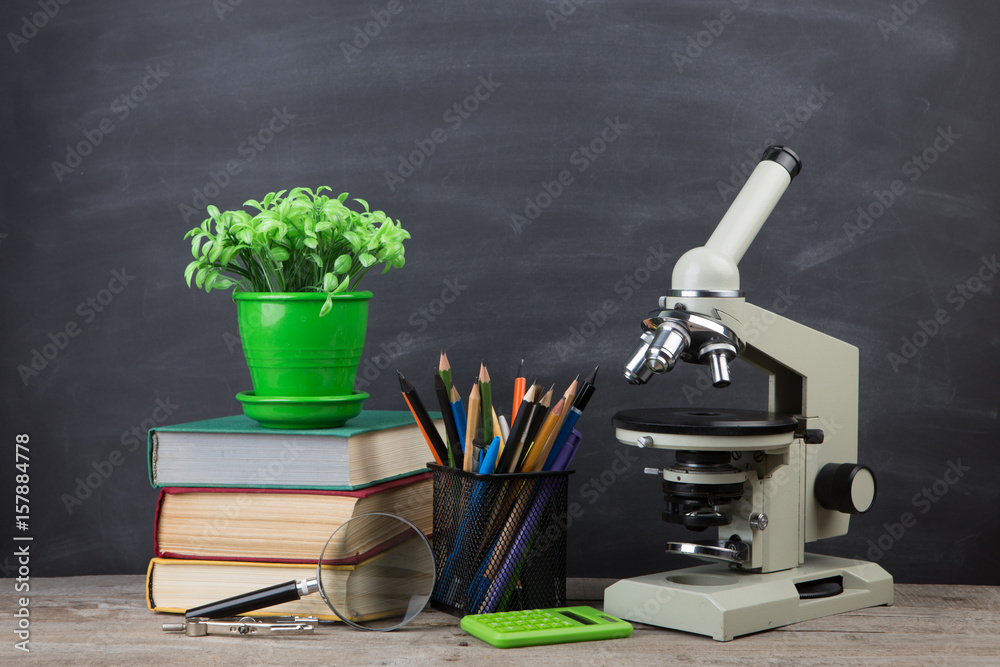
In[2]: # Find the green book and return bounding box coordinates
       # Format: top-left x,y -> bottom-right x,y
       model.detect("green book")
148,411 -> 442,490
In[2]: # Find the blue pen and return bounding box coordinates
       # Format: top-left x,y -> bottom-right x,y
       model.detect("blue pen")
478,436 -> 501,475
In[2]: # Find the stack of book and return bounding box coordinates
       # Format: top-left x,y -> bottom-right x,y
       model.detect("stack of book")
145,410 -> 440,619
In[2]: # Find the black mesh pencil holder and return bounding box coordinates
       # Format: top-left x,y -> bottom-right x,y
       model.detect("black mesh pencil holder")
429,463 -> 572,617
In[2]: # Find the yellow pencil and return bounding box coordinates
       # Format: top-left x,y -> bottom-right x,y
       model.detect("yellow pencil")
463,382 -> 481,473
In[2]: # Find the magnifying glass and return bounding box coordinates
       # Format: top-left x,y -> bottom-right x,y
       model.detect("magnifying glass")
183,513 -> 435,631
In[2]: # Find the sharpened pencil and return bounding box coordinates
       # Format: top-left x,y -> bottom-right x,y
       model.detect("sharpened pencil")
397,370 -> 448,466
479,363 -> 493,447
438,350 -> 452,394
497,384 -> 539,473
512,359 -> 526,420
450,385 -> 466,449
434,371 -> 462,467
521,397 -> 564,472
463,382 -> 481,473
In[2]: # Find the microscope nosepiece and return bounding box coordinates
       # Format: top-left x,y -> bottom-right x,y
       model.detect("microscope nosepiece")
645,322 -> 692,374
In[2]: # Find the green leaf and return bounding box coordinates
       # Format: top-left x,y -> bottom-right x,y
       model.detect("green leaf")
333,254 -> 352,274
353,198 -> 370,212
322,272 -> 336,292
337,192 -> 349,203
184,262 -> 198,287
303,237 -> 318,249
320,295 -> 333,317
333,275 -> 350,293
359,252 -> 376,268
270,247 -> 289,261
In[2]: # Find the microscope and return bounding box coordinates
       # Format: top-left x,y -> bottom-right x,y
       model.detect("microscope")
603,146 -> 893,641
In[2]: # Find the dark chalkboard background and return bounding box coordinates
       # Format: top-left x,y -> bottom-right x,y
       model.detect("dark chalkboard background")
1,0 -> 997,585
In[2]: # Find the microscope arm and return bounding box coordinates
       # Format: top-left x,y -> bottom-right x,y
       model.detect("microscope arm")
739,302 -> 860,543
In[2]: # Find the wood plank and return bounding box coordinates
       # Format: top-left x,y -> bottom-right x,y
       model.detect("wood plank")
1,576 -> 998,666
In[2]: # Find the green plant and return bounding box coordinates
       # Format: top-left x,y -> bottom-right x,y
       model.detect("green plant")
184,187 -> 410,315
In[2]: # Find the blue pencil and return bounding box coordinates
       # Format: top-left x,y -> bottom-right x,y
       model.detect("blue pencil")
450,386 -> 466,454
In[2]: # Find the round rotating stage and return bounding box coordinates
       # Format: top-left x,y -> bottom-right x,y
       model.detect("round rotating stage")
613,408 -> 799,450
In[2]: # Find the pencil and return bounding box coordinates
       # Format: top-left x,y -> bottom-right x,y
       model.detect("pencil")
463,382 -> 481,473
491,406 -> 505,454
438,350 -> 452,394
396,370 -> 448,466
434,371 -> 462,468
520,397 -> 564,472
518,385 -> 553,471
544,366 -> 598,471
539,376 -> 578,470
450,385 -> 466,449
495,384 -> 536,473
498,384 -> 540,473
479,363 -> 493,446
511,359 -> 526,420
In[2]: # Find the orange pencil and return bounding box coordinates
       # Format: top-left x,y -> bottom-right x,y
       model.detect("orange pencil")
511,359 -> 526,420
520,397 -> 564,472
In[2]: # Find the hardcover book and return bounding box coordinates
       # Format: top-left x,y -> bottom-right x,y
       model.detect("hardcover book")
148,410 -> 441,490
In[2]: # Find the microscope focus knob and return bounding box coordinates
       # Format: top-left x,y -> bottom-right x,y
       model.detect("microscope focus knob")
815,463 -> 877,514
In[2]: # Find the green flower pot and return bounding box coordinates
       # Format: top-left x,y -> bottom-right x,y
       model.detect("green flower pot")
234,291 -> 372,398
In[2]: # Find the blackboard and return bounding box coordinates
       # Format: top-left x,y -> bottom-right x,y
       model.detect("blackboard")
1,0 -> 997,586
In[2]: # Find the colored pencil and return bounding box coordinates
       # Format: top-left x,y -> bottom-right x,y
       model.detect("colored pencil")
434,371 -> 462,467
479,363 -> 493,446
511,359 -> 526,420
439,350 -> 452,394
539,376 -> 578,470
396,370 -> 448,466
517,385 -> 553,471
450,385 -> 466,448
463,382 -> 481,473
521,397 -> 564,472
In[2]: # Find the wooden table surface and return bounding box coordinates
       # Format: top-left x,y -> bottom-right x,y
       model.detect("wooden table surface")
2,576 -> 998,666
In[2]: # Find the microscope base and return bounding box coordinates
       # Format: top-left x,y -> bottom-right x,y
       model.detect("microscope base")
603,553 -> 893,641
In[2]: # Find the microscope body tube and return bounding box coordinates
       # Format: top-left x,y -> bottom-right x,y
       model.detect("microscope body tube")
671,146 -> 800,292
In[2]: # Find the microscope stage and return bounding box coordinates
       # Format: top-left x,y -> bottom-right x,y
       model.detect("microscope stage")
613,408 -> 798,450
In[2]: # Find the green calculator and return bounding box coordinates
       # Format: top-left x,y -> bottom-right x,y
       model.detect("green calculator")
460,606 -> 633,648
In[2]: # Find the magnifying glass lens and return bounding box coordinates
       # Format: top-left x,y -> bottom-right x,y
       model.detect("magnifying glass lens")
317,513 -> 435,631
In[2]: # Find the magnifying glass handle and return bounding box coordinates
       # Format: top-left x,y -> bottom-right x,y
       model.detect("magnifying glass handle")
186,579 -> 319,619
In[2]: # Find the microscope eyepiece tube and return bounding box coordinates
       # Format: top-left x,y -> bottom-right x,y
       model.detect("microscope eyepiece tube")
704,145 -> 802,265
